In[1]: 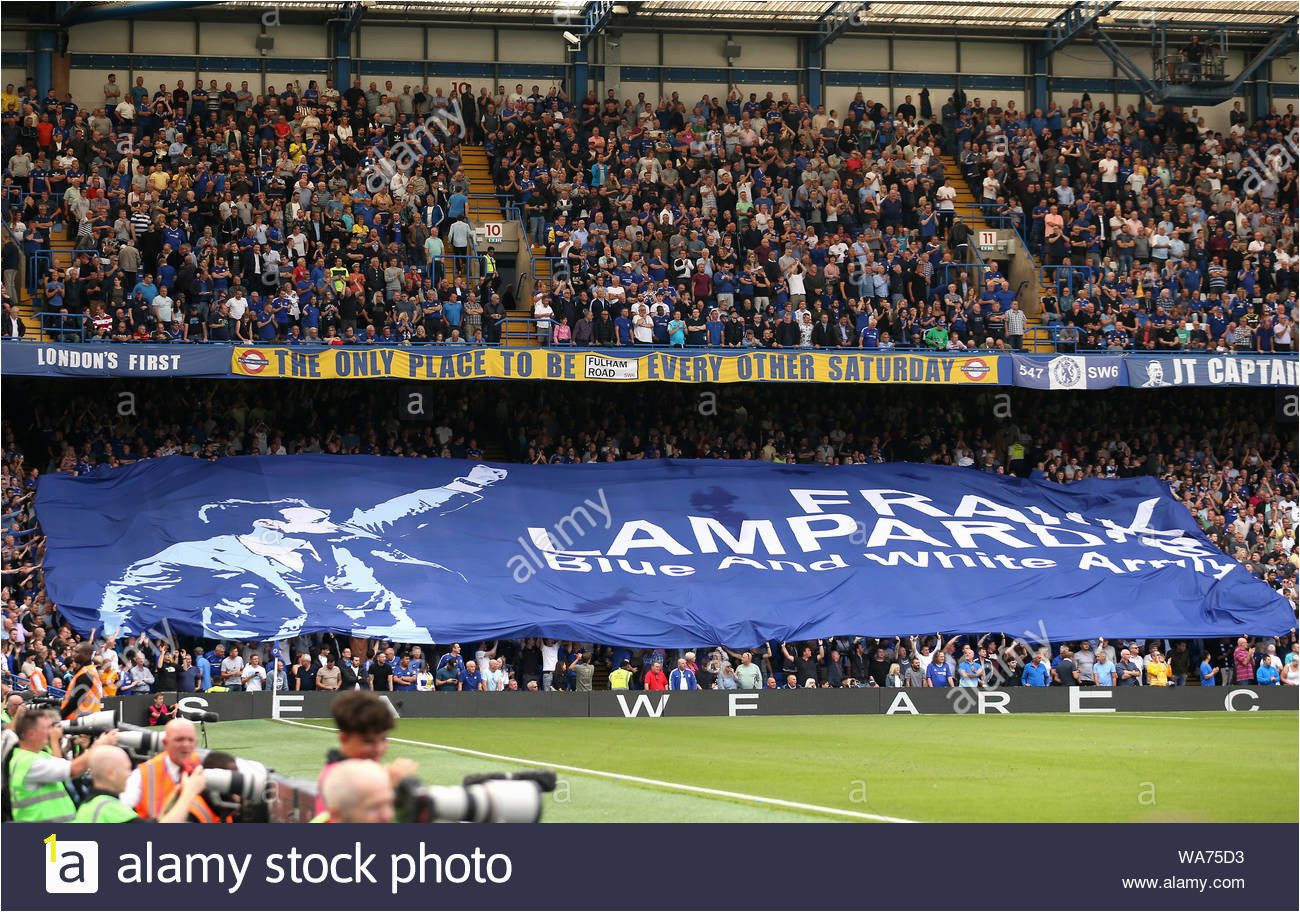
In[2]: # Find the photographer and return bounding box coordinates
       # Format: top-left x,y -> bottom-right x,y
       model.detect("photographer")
148,693 -> 177,726
119,718 -> 223,822
315,759 -> 394,823
5,709 -> 117,823
60,642 -> 104,721
73,745 -> 207,823
2,692 -> 23,726
313,691 -> 415,817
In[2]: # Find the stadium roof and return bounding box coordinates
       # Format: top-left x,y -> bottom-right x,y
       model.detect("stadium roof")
61,1 -> 1300,36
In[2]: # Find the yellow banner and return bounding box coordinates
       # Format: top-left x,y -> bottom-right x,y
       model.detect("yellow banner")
231,347 -> 1003,384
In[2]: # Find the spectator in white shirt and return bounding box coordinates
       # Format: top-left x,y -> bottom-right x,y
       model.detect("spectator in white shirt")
241,653 -> 267,692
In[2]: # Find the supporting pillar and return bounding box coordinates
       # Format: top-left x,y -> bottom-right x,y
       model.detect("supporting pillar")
574,40 -> 589,103
806,38 -> 823,110
36,28 -> 57,99
334,24 -> 352,91
1030,40 -> 1049,113
1250,57 -> 1271,119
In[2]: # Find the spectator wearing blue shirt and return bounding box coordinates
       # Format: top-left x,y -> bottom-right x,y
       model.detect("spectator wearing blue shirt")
1256,661 -> 1280,686
132,275 -> 159,305
459,660 -> 485,691
437,643 -> 466,674
301,301 -> 320,332
668,658 -> 698,690
447,190 -> 468,220
705,310 -> 724,347
1021,653 -> 1051,686
392,656 -> 418,691
614,306 -> 633,345
957,646 -> 982,687
1198,655 -> 1217,685
196,652 -> 212,690
925,658 -> 953,687
1093,655 -> 1117,686
442,296 -> 463,333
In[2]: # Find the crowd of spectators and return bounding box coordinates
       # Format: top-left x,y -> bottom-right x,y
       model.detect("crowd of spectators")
3,72 -> 509,346
488,82 -> 1296,351
2,380 -> 1296,698
950,93 -> 1298,353
2,67 -> 1295,354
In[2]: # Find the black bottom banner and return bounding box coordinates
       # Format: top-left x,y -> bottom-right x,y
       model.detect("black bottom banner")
8,823 -> 1295,910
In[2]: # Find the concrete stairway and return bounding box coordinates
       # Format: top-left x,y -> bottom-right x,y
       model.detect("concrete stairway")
937,152 -> 1053,354
12,236 -> 76,341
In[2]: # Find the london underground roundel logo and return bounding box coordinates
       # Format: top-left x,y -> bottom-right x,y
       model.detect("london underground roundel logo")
237,350 -> 269,374
961,358 -> 991,381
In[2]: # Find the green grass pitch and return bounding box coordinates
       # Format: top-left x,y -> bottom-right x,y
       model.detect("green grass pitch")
209,713 -> 1299,823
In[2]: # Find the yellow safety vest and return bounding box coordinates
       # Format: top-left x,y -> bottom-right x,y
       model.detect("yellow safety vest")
8,748 -> 76,823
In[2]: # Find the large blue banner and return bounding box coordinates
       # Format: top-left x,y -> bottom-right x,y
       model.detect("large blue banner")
35,457 -> 1294,645
1127,355 -> 1298,388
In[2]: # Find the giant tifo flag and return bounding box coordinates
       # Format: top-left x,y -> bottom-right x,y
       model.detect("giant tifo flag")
35,456 -> 1294,646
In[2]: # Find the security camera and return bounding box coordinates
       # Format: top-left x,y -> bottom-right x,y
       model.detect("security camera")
563,30 -> 580,46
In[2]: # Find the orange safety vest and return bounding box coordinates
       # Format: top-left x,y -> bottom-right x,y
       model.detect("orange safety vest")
134,753 -> 220,822
28,669 -> 47,694
101,667 -> 119,697
61,665 -> 103,720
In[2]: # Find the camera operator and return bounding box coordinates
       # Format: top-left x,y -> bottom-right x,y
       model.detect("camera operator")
315,759 -> 394,823
60,643 -> 104,722
4,709 -> 117,822
313,691 -> 416,817
119,718 -> 223,822
73,745 -> 207,823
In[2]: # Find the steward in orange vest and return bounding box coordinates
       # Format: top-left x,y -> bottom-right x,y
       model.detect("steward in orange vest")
60,644 -> 103,721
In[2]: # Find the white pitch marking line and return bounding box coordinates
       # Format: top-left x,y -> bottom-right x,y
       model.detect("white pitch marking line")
274,717 -> 917,824
1074,714 -> 1197,720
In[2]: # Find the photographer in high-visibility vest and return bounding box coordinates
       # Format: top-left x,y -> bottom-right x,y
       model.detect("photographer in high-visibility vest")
1,692 -> 22,726
119,718 -> 222,822
60,643 -> 104,722
73,745 -> 206,823
5,709 -> 116,823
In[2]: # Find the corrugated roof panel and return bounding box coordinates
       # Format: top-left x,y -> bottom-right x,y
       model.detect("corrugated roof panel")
193,0 -> 1298,30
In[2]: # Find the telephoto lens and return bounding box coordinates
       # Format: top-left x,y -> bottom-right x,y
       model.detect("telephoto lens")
115,729 -> 165,757
396,776 -> 546,823
462,769 -> 558,792
59,709 -> 118,736
202,761 -> 270,804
